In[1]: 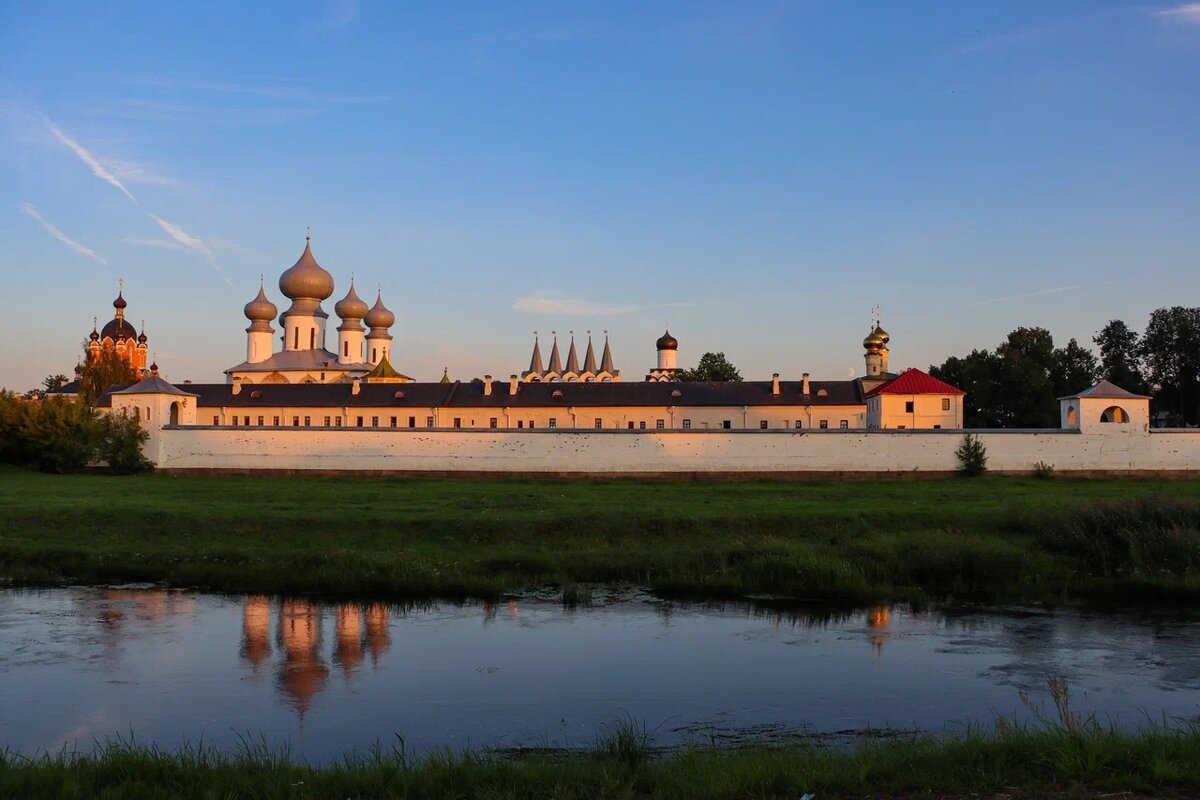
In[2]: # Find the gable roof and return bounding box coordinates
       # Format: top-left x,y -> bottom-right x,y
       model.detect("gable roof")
865,368 -> 965,397
1058,379 -> 1151,400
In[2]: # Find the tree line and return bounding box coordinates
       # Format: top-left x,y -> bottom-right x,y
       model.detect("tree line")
930,306 -> 1200,428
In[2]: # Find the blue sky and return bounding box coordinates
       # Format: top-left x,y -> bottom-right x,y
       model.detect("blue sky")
2,1 -> 1199,390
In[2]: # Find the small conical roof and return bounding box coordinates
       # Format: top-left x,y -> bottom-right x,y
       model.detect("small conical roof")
600,335 -> 615,373
583,335 -> 598,373
528,335 -> 544,373
547,335 -> 563,373
439,367 -> 450,384
565,335 -> 580,373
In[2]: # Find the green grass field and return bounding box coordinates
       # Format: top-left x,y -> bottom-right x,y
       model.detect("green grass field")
2,466 -> 1199,602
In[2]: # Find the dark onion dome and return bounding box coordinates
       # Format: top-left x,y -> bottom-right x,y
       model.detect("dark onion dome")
101,318 -> 138,340
243,285 -> 278,322
113,291 -> 127,310
137,331 -> 148,344
278,235 -> 335,301
364,291 -> 395,329
74,362 -> 83,375
89,328 -> 100,341
149,361 -> 159,374
655,329 -> 678,351
334,280 -> 369,320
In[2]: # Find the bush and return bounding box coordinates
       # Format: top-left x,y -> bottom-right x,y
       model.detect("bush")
955,433 -> 988,477
98,413 -> 153,474
1033,461 -> 1055,479
1038,499 -> 1200,578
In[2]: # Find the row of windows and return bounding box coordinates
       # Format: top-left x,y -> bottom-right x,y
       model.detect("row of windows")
215,416 -> 854,429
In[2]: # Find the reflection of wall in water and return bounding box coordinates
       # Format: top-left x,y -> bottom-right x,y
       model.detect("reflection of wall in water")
867,605 -> 890,660
333,604 -> 364,677
364,603 -> 390,664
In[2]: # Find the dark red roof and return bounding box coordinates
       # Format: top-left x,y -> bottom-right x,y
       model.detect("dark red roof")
865,368 -> 965,397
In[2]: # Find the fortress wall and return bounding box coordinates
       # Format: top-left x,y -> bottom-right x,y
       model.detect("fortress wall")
153,426 -> 1200,475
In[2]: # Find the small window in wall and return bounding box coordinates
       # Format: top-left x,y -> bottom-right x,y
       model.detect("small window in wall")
356,416 -> 364,427
426,416 -> 434,428
759,420 -> 768,429
1101,406 -> 1129,423
273,416 -> 280,426
453,418 -> 462,429
518,420 -> 524,429
371,347 -> 378,363
490,418 -> 497,429
304,416 -> 311,426
656,419 -> 664,429
722,420 -> 731,430
794,420 -> 803,429
258,416 -> 264,426
628,421 -> 635,429
942,398 -> 951,411
683,419 -> 691,429
335,416 -> 342,427
372,416 -> 379,427
819,420 -> 829,429
905,401 -> 915,413
408,416 -> 416,428
933,424 -> 942,429
309,329 -> 315,349
324,416 -> 331,426
293,416 -> 300,427
293,329 -> 299,349
391,417 -> 398,428
897,425 -> 907,429
343,342 -> 349,357
639,421 -> 646,429
529,421 -> 535,429
244,416 -> 251,426
549,418 -> 557,429
840,420 -> 848,429
231,417 -> 238,427
595,418 -> 603,429
213,416 -> 220,426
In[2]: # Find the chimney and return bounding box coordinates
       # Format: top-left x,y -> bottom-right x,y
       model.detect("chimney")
509,374 -> 519,395
802,373 -> 810,395
231,377 -> 242,396
352,378 -> 361,396
483,375 -> 493,396
771,373 -> 780,395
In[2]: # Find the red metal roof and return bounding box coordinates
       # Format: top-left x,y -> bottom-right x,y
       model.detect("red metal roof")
865,368 -> 965,397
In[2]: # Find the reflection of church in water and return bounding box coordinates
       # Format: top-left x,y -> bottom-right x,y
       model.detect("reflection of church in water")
240,597 -> 393,719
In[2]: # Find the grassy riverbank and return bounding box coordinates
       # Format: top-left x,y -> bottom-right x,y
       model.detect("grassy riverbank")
2,466 -> 1199,602
3,719 -> 1198,799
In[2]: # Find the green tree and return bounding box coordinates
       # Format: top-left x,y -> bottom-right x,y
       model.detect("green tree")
1139,306 -> 1200,425
79,346 -> 140,408
17,396 -> 103,473
43,374 -> 68,392
1094,319 -> 1147,394
676,352 -> 743,382
1051,338 -> 1099,399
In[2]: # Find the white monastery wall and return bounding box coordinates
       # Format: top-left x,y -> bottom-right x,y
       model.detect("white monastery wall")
151,426 -> 1200,475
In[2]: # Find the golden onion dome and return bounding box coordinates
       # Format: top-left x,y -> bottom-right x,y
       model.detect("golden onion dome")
364,291 -> 395,329
278,235 -> 335,301
243,284 -> 278,322
334,280 -> 369,320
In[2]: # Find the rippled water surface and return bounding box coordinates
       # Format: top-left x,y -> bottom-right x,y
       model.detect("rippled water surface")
1,587 -> 1197,762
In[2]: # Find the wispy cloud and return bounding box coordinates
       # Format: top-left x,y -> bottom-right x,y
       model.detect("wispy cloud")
121,236 -> 186,251
148,213 -> 232,286
514,291 -> 691,316
19,202 -> 108,266
969,285 -> 1082,307
1155,3 -> 1200,24
45,121 -> 138,203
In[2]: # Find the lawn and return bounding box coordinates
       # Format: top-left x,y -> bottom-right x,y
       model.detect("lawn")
2,466 -> 1199,602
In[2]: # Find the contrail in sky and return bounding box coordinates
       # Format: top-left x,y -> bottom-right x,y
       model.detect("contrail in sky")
46,121 -> 138,203
969,285 -> 1081,307
19,202 -> 108,266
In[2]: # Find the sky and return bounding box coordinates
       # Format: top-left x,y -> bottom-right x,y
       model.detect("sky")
2,1 -> 1199,391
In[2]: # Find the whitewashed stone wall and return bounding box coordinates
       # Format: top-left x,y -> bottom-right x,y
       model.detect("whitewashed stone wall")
151,426 -> 1200,475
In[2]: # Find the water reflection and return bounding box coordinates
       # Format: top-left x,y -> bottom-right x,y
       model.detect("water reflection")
2,588 -> 1196,763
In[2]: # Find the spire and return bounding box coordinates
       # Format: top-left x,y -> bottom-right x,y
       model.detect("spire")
439,367 -> 450,384
583,331 -> 598,374
565,331 -> 580,373
547,332 -> 563,373
528,332 -> 544,373
600,330 -> 615,373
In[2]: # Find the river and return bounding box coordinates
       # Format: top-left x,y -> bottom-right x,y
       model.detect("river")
1,587 -> 1197,762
